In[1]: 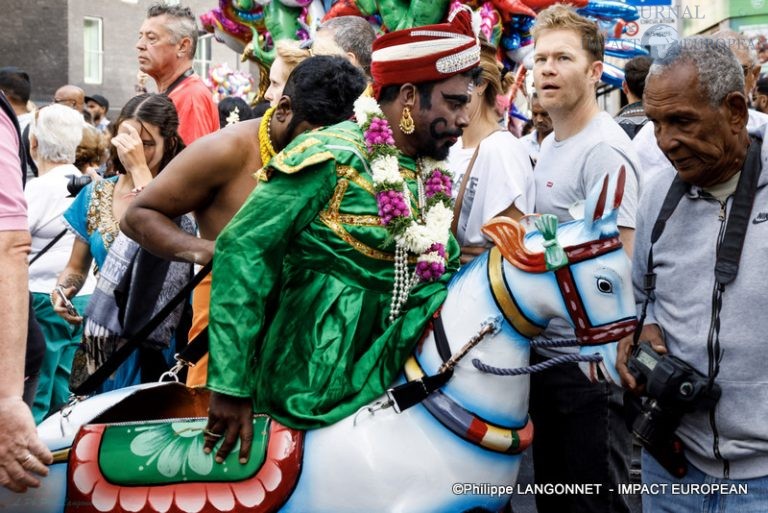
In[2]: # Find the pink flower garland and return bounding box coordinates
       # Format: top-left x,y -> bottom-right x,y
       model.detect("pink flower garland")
355,96 -> 454,287
365,117 -> 396,151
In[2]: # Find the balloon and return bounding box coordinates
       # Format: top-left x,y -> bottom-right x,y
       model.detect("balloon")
577,1 -> 639,22
280,0 -> 314,6
523,0 -> 587,8
601,61 -> 624,88
491,0 -> 535,21
323,0 -> 364,19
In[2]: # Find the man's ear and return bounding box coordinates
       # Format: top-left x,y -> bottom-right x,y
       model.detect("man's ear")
588,60 -> 604,84
346,52 -> 359,68
621,80 -> 629,97
723,91 -> 749,133
274,96 -> 292,122
178,36 -> 193,58
400,83 -> 417,109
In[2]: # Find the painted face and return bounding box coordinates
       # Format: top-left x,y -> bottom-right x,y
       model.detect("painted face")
530,97 -> 553,137
411,73 -> 473,161
136,15 -> 180,78
644,63 -> 744,188
264,57 -> 291,107
120,118 -> 165,175
532,29 -> 601,116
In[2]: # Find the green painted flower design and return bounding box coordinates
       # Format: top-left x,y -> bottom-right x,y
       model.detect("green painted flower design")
130,420 -> 217,478
98,417 -> 267,485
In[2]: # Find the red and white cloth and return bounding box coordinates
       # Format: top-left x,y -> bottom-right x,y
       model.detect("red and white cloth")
370,8 -> 480,98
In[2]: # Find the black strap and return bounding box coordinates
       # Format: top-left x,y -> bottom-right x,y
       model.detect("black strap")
29,229 -> 67,265
635,138 -> 763,343
432,312 -> 452,364
384,311 -> 455,413
71,261 -> 212,395
177,326 -> 209,366
635,175 -> 687,343
162,68 -> 194,96
715,139 -> 763,285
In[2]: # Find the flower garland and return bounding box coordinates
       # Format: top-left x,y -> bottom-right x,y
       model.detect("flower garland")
258,106 -> 277,165
354,96 -> 454,321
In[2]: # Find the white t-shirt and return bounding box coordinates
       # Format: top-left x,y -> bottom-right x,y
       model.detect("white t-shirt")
533,112 -> 641,355
534,111 -> 640,229
448,130 -> 535,246
25,164 -> 96,295
520,131 -> 541,165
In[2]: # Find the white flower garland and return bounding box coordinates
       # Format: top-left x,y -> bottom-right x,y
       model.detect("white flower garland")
354,96 -> 455,321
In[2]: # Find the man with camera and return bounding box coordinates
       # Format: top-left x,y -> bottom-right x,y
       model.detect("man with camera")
617,36 -> 768,512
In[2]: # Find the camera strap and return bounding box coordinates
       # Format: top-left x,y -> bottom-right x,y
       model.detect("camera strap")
162,68 -> 194,96
635,137 -> 763,343
29,229 -> 68,266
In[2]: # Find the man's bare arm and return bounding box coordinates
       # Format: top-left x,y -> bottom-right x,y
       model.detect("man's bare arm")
619,226 -> 634,257
0,231 -> 31,398
121,122 -> 259,264
0,230 -> 53,492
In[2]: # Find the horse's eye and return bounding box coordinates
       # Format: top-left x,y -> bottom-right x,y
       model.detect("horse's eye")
597,277 -> 613,294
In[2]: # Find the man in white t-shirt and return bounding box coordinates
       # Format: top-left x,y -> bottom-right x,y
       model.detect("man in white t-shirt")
528,5 -> 641,513
519,92 -> 553,166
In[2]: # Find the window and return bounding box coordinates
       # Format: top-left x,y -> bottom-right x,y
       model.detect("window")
84,17 -> 103,84
193,34 -> 213,79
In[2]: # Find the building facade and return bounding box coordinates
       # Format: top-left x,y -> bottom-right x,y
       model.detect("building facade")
0,0 -> 255,117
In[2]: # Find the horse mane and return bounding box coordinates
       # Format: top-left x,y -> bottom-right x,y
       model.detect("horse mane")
482,218 -> 547,273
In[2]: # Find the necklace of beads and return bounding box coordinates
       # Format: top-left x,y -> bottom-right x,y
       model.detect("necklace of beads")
354,96 -> 454,322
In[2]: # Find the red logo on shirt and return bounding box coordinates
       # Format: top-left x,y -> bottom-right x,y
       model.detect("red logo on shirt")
546,181 -> 554,188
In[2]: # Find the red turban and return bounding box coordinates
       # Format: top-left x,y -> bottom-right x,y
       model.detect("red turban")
370,8 -> 480,99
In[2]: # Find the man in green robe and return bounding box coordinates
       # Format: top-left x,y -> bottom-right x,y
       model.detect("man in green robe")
204,9 -> 482,463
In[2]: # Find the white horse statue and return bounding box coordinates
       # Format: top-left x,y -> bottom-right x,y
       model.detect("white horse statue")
0,170 -> 636,513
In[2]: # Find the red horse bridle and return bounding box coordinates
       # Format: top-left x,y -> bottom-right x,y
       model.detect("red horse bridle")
488,239 -> 637,345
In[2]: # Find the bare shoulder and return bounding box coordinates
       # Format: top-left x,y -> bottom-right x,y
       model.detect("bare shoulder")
160,119 -> 262,186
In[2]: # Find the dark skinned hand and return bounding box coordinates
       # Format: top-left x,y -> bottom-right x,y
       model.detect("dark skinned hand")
203,392 -> 254,464
616,323 -> 667,394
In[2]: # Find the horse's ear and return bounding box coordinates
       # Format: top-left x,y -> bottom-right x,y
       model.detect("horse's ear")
482,217 -> 546,272
583,174 -> 610,230
613,165 -> 626,210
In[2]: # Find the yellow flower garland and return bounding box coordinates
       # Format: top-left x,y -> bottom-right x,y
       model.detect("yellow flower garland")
258,106 -> 277,166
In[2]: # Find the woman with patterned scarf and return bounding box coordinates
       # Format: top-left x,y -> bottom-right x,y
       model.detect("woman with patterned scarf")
51,93 -> 193,394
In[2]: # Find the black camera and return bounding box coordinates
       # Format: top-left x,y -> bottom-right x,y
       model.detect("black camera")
67,175 -> 92,197
627,341 -> 721,477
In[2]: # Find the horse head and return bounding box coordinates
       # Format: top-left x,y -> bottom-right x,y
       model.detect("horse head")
482,167 -> 637,346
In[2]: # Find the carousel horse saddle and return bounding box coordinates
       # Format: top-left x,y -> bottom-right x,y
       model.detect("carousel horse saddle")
62,383 -> 304,513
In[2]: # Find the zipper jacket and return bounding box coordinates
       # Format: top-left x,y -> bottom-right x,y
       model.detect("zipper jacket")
632,124 -> 768,479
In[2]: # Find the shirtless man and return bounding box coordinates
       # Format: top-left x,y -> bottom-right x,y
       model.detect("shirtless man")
120,56 -> 366,384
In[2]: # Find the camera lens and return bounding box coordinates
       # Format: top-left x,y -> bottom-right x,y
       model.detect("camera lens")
67,175 -> 92,197
679,382 -> 694,397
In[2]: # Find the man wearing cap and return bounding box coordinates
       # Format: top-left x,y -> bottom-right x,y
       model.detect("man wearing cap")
85,94 -> 110,133
202,9 -> 480,464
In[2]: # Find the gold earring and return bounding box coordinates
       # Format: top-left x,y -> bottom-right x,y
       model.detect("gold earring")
399,106 -> 415,135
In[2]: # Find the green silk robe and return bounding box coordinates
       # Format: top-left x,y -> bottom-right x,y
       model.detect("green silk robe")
207,121 -> 460,429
